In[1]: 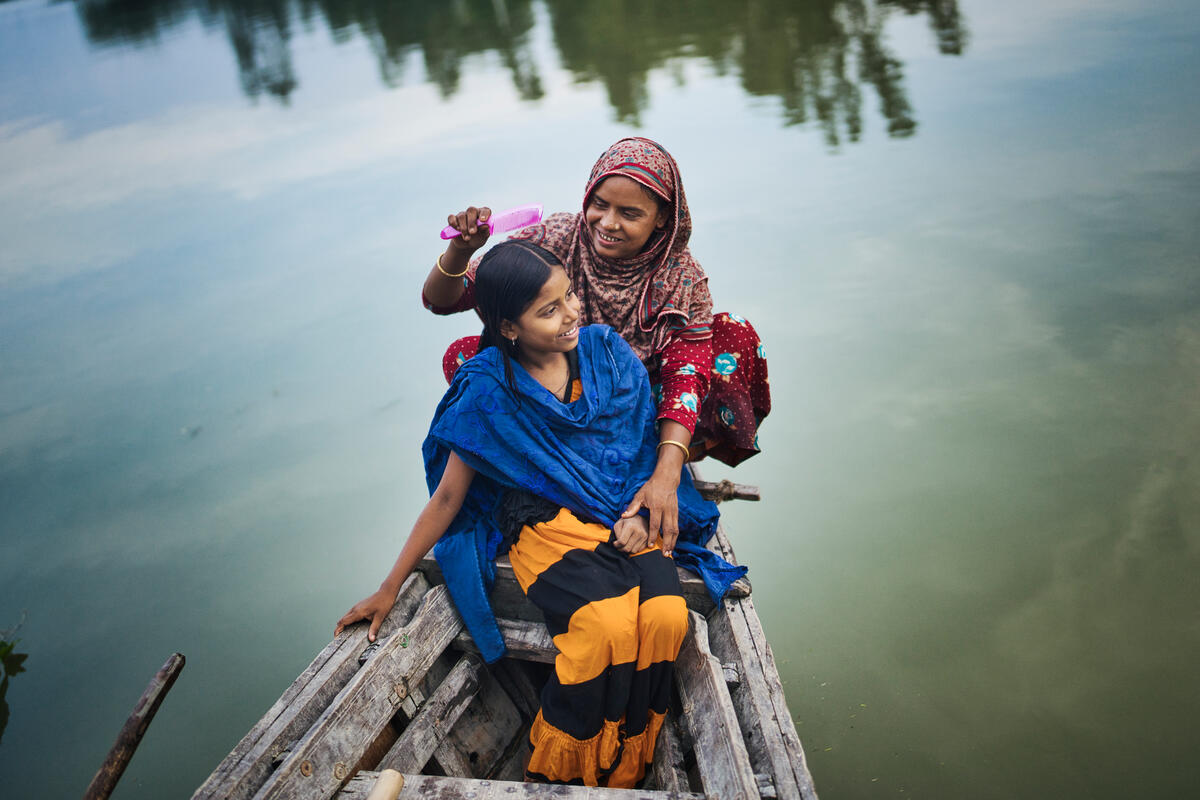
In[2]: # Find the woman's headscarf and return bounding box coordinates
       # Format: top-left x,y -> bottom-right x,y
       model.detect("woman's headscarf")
509,137 -> 713,361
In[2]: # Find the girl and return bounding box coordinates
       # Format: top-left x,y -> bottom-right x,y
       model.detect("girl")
423,137 -> 771,559
338,240 -> 745,787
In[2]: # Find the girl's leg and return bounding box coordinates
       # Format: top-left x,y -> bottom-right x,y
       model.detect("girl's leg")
604,546 -> 687,789
508,510 -> 643,786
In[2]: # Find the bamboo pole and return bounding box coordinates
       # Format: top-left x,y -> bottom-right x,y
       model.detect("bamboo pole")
84,652 -> 186,800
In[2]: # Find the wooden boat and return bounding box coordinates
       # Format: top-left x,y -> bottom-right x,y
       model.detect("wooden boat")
193,473 -> 819,800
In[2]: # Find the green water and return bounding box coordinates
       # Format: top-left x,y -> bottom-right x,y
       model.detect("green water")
1,0 -> 1198,797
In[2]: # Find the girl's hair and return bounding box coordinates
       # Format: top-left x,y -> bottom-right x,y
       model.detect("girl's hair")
474,240 -> 564,397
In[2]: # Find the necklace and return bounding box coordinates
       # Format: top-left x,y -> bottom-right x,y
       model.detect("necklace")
547,372 -> 569,398
534,368 -> 569,398
525,355 -> 571,398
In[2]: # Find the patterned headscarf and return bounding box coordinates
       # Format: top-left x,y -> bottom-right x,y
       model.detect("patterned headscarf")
510,137 -> 712,361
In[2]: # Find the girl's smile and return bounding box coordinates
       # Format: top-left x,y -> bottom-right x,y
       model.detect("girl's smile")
502,266 -> 582,361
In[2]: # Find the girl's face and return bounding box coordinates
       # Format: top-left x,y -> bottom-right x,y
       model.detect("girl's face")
503,266 -> 582,358
585,175 -> 668,260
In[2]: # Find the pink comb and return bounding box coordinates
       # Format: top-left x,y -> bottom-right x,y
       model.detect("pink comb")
440,203 -> 543,240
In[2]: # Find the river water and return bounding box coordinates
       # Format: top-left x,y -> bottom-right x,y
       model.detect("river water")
1,1 -> 1197,797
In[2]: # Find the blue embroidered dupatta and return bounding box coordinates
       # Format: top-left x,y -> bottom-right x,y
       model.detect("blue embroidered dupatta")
423,325 -> 746,662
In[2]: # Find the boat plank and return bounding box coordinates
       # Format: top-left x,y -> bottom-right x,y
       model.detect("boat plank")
452,616 -> 556,664
649,712 -> 690,794
251,585 -> 463,800
192,573 -> 431,800
376,654 -> 483,774
705,524 -> 818,800
431,662 -> 523,777
676,611 -> 759,800
338,772 -> 706,799
418,557 -> 747,620
490,659 -> 544,722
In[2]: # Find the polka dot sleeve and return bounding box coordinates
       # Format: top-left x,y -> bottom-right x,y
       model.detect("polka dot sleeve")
654,334 -> 713,435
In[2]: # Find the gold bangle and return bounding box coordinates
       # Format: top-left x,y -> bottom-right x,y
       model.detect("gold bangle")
656,439 -> 690,460
436,252 -> 469,278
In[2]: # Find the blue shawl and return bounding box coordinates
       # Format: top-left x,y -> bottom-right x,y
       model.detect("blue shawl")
423,325 -> 747,662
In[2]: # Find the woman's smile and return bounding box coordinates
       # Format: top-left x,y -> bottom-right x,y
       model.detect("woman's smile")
593,228 -> 623,247
585,175 -> 667,260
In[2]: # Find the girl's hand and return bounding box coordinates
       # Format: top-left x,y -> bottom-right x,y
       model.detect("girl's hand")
445,206 -> 493,252
612,515 -> 650,554
334,588 -> 396,643
621,472 -> 680,556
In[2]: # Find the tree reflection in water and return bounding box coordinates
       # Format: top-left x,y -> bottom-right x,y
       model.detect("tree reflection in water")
72,0 -> 966,139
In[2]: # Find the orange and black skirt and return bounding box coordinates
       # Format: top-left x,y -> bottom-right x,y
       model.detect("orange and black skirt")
507,508 -> 688,788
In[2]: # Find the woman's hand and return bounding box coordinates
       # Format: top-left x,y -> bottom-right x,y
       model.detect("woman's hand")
425,207 -> 491,308
334,588 -> 396,643
445,206 -> 493,253
621,471 -> 681,556
612,515 -> 650,554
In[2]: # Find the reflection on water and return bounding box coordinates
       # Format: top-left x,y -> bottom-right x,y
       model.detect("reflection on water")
0,616 -> 29,746
73,0 -> 965,142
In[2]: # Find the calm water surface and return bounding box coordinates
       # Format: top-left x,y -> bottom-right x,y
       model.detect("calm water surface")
2,0 -> 1198,797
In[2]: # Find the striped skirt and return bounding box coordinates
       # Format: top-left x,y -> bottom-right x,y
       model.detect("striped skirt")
508,508 -> 688,788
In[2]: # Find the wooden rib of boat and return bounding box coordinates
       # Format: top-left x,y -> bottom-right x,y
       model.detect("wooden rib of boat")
193,471 -> 818,800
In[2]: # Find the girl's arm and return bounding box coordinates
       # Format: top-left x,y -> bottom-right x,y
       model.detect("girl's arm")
334,452 -> 477,642
423,206 -> 492,309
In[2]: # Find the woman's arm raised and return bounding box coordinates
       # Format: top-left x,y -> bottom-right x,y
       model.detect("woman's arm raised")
334,451 -> 477,642
422,206 -> 492,309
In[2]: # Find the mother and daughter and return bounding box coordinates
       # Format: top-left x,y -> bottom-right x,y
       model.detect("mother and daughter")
336,138 -> 768,788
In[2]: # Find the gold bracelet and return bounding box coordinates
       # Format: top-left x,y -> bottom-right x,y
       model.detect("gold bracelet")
436,252 -> 469,278
656,439 -> 690,460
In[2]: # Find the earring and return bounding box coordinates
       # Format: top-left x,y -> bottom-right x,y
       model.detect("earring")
510,336 -> 518,346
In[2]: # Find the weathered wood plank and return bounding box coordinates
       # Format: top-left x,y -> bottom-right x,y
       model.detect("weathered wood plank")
376,654 -> 484,774
193,573 -> 431,800
688,463 -> 818,800
338,772 -> 706,799
432,661 -> 523,778
675,611 -> 759,800
705,524 -> 818,800
418,557 -> 544,622
452,616 -> 557,664
490,659 -> 545,722
429,740 -> 474,777
489,732 -> 531,783
419,554 -> 747,621
649,711 -> 690,794
251,584 -> 463,800
706,590 -> 817,800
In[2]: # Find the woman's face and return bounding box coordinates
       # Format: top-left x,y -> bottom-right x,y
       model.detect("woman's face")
504,266 -> 582,358
585,175 -> 668,260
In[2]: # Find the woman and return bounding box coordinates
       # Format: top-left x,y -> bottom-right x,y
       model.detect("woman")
423,137 -> 770,558
339,241 -> 745,786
